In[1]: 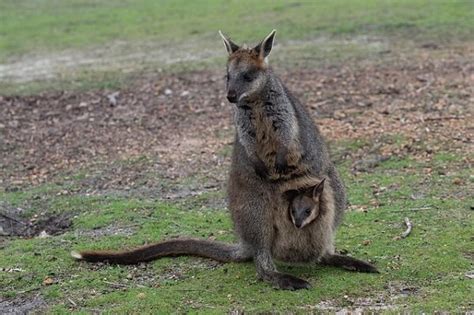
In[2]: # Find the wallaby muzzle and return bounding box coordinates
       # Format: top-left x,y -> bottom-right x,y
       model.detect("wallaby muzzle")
227,90 -> 238,103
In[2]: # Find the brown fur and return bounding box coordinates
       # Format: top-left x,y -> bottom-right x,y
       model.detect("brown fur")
75,238 -> 251,264
228,48 -> 265,69
249,100 -> 308,180
271,180 -> 335,262
72,30 -> 378,290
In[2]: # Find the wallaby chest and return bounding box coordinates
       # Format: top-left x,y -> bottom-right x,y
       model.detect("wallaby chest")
235,100 -> 303,178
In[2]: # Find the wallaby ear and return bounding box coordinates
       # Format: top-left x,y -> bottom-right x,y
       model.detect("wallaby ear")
219,30 -> 240,55
312,178 -> 326,199
253,29 -> 276,60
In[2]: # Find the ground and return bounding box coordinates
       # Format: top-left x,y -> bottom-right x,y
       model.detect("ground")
0,1 -> 473,313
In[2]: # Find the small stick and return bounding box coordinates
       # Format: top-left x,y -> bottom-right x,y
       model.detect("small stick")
67,298 -> 77,307
423,116 -> 464,121
409,206 -> 432,211
103,280 -> 128,288
0,213 -> 26,225
387,206 -> 433,213
401,217 -> 412,238
17,286 -> 41,294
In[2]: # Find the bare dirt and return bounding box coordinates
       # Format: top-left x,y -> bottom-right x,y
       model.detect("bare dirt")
0,294 -> 46,314
0,44 -> 472,314
1,46 -> 472,196
0,202 -> 72,238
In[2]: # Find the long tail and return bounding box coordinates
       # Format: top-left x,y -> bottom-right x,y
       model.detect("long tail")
71,238 -> 251,265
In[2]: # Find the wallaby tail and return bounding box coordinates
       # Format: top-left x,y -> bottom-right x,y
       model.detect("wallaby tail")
71,238 -> 251,265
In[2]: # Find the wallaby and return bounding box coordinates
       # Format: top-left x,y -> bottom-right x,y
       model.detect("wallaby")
287,178 -> 326,229
71,30 -> 378,290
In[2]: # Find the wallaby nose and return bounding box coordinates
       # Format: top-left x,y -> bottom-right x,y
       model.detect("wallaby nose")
295,222 -> 302,228
227,90 -> 237,103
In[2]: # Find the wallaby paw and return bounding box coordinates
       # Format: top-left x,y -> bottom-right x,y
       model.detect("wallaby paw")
254,159 -> 269,179
274,274 -> 311,290
275,160 -> 289,174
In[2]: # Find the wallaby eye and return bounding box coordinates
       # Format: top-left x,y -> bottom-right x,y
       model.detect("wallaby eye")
305,209 -> 311,215
243,72 -> 256,82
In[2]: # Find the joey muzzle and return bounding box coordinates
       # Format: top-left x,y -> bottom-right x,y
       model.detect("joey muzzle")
294,220 -> 304,229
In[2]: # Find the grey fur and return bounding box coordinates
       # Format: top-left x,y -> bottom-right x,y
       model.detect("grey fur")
72,30 -> 377,290
224,30 -> 376,289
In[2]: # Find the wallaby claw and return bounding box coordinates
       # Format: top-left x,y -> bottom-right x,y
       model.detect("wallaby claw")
275,160 -> 289,174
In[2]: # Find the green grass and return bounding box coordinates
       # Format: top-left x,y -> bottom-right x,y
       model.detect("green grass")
1,144 -> 472,313
1,0 -> 473,95
1,0 -> 472,61
1,1 -> 473,312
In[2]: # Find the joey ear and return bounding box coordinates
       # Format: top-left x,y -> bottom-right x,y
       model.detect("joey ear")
312,178 -> 326,199
219,30 -> 240,55
253,29 -> 276,60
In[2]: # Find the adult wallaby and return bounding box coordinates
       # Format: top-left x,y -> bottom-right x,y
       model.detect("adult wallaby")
71,30 -> 378,290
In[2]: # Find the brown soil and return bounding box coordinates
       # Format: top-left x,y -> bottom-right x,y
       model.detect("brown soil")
0,47 -> 472,193
0,202 -> 72,238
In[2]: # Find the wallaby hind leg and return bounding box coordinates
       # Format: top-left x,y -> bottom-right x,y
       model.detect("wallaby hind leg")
255,250 -> 311,290
322,254 -> 379,273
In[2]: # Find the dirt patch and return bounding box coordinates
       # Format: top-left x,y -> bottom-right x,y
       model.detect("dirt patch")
0,202 -> 72,238
0,46 -> 472,194
0,39 -> 219,83
306,282 -> 419,312
311,299 -> 397,312
0,295 -> 46,315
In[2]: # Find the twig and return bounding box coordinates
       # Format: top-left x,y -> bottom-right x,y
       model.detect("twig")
423,115 -> 464,122
103,280 -> 128,288
309,99 -> 331,109
401,217 -> 412,239
409,206 -> 432,211
17,286 -> 41,294
0,212 -> 26,225
416,79 -> 434,93
67,298 -> 77,307
386,206 -> 433,213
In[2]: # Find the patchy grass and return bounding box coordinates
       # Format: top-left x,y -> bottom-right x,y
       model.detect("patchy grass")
1,0 -> 473,94
1,143 -> 472,313
1,1 -> 472,313
1,0 -> 472,60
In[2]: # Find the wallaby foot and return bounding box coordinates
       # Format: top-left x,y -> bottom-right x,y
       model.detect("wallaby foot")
272,272 -> 312,290
259,271 -> 311,290
255,250 -> 311,290
322,254 -> 379,273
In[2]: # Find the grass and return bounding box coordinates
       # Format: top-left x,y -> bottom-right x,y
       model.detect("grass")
1,0 -> 472,312
1,0 -> 472,60
1,142 -> 472,313
1,0 -> 473,94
